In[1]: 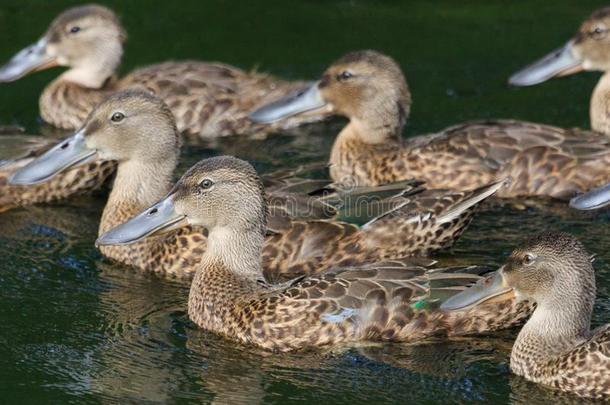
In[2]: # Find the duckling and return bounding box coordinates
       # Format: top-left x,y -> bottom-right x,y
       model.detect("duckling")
0,4 -> 330,137
442,232 -> 609,399
10,90 -> 504,279
509,6 -> 610,209
250,50 -> 610,199
97,155 -> 532,351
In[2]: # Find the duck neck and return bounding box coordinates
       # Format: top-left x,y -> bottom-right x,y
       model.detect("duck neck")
100,158 -> 175,235
57,40 -> 122,89
188,225 -> 264,331
511,270 -> 595,373
329,113 -> 404,186
347,97 -> 407,145
590,71 -> 610,135
204,225 -> 264,283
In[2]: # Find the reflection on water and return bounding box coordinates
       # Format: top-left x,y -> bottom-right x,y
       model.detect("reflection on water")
1,0 -> 610,403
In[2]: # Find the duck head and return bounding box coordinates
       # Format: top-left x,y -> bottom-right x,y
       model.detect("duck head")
510,7 -> 610,86
9,90 -> 179,185
0,4 -> 125,88
250,50 -> 411,140
442,232 -> 595,313
96,156 -> 267,246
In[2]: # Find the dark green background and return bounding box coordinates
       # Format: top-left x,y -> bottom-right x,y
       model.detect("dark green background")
0,1 -> 608,404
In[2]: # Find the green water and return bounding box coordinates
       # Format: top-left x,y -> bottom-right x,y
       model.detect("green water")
0,1 -> 609,403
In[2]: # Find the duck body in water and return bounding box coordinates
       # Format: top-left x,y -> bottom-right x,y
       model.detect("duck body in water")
97,156 -> 533,352
0,3 -> 331,212
251,50 -> 610,200
10,90 -> 506,279
0,4 -> 330,137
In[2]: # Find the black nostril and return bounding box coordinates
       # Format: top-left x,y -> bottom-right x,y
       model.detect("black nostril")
60,142 -> 70,150
149,208 -> 158,215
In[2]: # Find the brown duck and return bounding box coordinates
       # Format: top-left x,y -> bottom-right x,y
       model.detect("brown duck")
250,50 -> 610,199
509,6 -> 610,210
442,232 -> 610,399
97,155 -> 532,352
0,3 -> 331,212
10,90 -> 504,279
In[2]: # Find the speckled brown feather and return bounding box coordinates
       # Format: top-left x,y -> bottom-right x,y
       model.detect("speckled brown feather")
509,324 -> 610,399
269,50 -> 610,199
331,118 -> 610,199
0,5 -> 330,212
153,156 -> 532,352
0,154 -> 115,213
189,256 -> 532,352
263,180 -> 506,283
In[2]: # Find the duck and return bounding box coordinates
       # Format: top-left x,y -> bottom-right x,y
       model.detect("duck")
441,231 -> 609,399
10,90 -> 505,279
0,4 -> 330,137
250,50 -> 610,200
96,155 -> 533,352
0,3 -> 331,212
508,6 -> 610,210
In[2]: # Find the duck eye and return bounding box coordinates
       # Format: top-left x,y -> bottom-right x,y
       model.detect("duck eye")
337,71 -> 353,81
69,26 -> 81,34
523,253 -> 536,265
591,26 -> 607,39
199,179 -> 214,190
111,112 -> 125,122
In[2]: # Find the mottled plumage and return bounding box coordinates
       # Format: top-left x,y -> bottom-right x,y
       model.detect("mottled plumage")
0,153 -> 115,213
14,91 -> 500,280
0,4 -> 331,211
252,50 -> 610,199
263,180 -> 506,282
98,156 -> 532,351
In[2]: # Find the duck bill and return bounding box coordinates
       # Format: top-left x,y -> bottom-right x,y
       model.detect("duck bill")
249,81 -> 327,123
440,270 -> 512,311
570,183 -> 610,210
0,38 -> 58,82
9,130 -> 97,185
96,195 -> 188,246
508,40 -> 584,86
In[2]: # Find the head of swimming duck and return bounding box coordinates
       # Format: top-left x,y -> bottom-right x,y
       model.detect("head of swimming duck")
0,4 -> 125,88
510,6 -> 610,86
10,90 -> 179,186
443,231 -> 595,332
250,50 -> 411,142
96,156 -> 267,278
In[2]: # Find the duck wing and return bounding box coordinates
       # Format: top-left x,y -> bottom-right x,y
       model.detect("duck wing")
243,261 -> 530,350
412,119 -> 610,198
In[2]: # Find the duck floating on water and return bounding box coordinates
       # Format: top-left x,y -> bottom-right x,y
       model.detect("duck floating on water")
97,155 -> 532,351
0,4 -> 330,137
0,3 -> 331,212
251,50 -> 610,200
10,90 -> 505,279
443,232 -> 609,399
509,6 -> 610,210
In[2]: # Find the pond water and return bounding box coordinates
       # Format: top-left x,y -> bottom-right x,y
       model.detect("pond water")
0,0 -> 609,403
